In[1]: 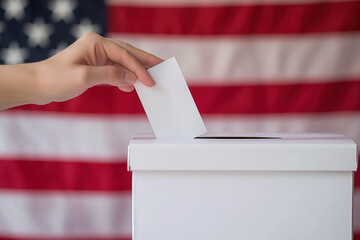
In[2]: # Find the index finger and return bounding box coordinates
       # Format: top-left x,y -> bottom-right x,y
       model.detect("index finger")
110,39 -> 164,68
103,39 -> 155,87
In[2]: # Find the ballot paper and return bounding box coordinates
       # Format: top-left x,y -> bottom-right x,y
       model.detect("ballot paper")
134,57 -> 207,139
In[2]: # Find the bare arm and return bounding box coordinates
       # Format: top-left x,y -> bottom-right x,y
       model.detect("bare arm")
0,32 -> 163,110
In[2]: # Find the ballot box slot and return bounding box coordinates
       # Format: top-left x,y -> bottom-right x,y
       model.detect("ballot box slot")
195,136 -> 282,139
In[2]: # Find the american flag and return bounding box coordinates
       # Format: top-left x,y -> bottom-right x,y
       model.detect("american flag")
0,0 -> 359,239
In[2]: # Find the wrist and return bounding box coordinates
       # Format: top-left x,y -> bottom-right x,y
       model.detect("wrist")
0,62 -> 48,110
28,61 -> 54,106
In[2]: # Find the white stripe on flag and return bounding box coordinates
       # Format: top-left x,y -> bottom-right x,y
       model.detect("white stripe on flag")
107,0 -> 352,6
0,112 -> 151,160
1,111 -> 360,160
0,191 -> 132,238
108,33 -> 360,85
204,113 -> 360,142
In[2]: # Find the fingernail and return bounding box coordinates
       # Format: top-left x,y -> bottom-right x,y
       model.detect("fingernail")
148,78 -> 156,87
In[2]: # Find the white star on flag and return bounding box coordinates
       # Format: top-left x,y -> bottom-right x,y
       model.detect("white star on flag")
71,18 -> 101,39
24,18 -> 54,48
1,0 -> 28,21
0,41 -> 28,64
48,0 -> 77,23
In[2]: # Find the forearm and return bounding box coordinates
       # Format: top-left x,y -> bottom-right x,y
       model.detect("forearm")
0,63 -> 43,110
0,33 -> 161,111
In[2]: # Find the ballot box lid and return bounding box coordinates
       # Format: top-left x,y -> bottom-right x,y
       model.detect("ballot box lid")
128,133 -> 358,171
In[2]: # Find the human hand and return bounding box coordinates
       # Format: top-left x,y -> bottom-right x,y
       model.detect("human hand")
34,32 -> 163,104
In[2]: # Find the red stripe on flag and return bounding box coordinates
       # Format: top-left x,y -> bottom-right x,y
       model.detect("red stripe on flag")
355,157 -> 360,187
107,1 -> 360,35
9,80 -> 360,114
0,159 -> 131,191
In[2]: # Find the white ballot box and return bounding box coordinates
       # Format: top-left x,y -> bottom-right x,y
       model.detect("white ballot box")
128,133 -> 358,240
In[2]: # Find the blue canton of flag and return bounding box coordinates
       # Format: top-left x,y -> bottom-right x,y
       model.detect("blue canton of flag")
0,0 -> 106,65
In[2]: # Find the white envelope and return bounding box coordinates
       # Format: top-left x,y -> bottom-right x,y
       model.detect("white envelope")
134,57 -> 207,139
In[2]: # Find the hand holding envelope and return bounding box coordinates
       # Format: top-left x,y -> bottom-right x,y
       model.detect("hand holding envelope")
134,57 -> 207,139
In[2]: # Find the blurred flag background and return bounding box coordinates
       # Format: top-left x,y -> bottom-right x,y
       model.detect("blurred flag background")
0,0 -> 359,239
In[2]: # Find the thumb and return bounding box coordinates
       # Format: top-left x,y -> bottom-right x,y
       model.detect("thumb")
85,65 -> 137,88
